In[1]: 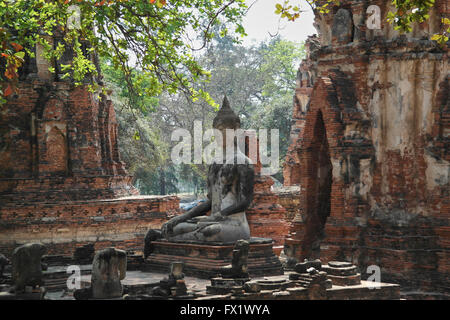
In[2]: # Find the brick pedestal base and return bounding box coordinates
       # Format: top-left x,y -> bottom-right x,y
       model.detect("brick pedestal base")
144,238 -> 283,279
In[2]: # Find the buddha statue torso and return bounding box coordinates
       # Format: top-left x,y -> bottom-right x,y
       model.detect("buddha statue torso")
168,151 -> 253,243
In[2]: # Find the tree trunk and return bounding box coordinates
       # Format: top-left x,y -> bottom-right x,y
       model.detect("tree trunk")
160,169 -> 166,195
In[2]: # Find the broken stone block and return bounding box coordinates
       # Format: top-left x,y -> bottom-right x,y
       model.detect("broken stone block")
243,281 -> 261,293
170,261 -> 184,280
220,239 -> 250,279
12,243 -> 47,292
294,259 -> 322,273
206,240 -> 254,295
73,287 -> 92,300
0,254 -> 9,277
307,267 -> 318,274
149,261 -> 190,298
91,247 -> 127,299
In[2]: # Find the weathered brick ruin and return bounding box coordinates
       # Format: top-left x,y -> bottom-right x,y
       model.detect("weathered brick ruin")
244,132 -> 291,253
246,173 -> 291,253
0,38 -> 179,257
0,2 -> 448,301
283,0 -> 449,298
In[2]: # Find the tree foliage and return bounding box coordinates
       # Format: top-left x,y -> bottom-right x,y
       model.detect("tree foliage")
102,35 -> 305,194
0,0 -> 247,105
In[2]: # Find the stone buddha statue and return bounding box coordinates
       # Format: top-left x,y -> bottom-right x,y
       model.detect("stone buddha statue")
161,96 -> 255,243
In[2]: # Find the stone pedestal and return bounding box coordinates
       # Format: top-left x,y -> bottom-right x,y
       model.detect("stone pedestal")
206,277 -> 250,295
289,271 -> 331,289
91,248 -> 127,299
245,277 -> 296,293
144,238 -> 283,279
322,261 -> 361,286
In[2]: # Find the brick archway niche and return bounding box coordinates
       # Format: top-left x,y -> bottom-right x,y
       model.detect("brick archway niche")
284,72 -> 370,263
302,109 -> 332,260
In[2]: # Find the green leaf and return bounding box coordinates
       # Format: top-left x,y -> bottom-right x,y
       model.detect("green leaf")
431,34 -> 441,41
14,51 -> 25,59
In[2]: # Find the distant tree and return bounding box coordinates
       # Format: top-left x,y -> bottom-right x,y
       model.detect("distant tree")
248,37 -> 305,182
101,33 -> 305,192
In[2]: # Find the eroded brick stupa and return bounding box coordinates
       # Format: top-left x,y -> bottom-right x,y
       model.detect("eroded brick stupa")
283,0 -> 449,298
0,37 -> 179,256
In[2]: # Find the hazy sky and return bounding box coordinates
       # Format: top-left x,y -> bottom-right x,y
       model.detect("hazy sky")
242,0 -> 316,46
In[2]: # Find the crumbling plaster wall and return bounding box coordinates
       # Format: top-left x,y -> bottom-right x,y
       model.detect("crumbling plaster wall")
283,0 -> 449,297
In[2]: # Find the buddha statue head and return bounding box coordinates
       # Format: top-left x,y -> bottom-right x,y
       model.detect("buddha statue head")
213,95 -> 240,149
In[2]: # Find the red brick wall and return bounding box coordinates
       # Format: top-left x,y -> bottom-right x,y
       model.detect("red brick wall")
285,70 -> 449,297
0,80 -> 137,204
283,1 -> 449,296
0,64 -> 175,259
0,196 -> 179,258
243,131 -> 291,250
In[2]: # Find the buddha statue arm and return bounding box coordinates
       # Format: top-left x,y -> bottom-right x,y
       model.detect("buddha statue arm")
161,196 -> 212,237
220,164 -> 254,217
183,199 -> 212,219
